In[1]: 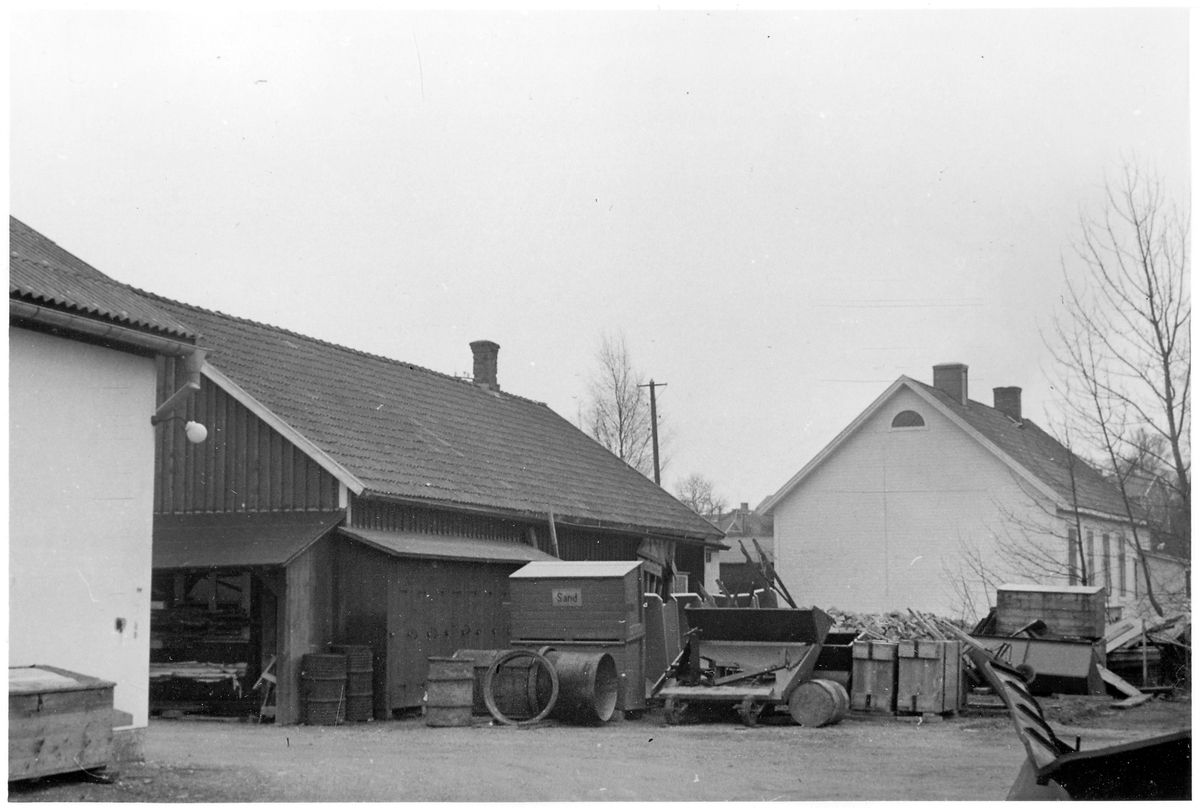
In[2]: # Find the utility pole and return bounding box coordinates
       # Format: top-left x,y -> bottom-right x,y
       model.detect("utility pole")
639,379 -> 666,485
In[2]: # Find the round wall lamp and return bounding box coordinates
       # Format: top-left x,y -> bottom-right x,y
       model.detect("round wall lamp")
182,421 -> 208,444
153,414 -> 208,444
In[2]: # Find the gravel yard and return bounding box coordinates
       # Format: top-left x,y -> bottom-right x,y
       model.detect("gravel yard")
9,696 -> 1190,802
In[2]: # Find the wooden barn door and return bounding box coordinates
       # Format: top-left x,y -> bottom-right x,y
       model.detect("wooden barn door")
386,560 -> 511,712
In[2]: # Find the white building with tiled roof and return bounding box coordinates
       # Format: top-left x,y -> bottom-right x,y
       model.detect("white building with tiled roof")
759,363 -> 1185,621
9,217 -> 204,759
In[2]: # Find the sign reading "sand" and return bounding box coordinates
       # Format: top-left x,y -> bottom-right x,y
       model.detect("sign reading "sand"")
552,588 -> 582,606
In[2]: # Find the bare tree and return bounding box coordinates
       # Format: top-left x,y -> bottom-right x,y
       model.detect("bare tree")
583,332 -> 655,478
674,473 -> 728,523
1048,162 -> 1190,616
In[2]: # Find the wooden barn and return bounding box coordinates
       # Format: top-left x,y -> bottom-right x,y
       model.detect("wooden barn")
140,295 -> 725,723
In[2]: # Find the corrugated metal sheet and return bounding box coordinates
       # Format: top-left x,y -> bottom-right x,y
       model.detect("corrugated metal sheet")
153,511 -> 344,568
509,560 -> 643,579
10,218 -> 196,339
340,526 -> 555,564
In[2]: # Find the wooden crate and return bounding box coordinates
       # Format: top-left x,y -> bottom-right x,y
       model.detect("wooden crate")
850,641 -> 897,713
995,585 -> 1106,639
896,640 -> 963,715
9,666 -> 115,782
509,561 -> 645,712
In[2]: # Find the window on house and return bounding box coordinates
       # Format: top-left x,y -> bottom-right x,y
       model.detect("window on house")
1102,533 -> 1112,594
1086,530 -> 1095,586
1118,537 -> 1126,596
891,410 -> 925,428
1067,528 -> 1079,585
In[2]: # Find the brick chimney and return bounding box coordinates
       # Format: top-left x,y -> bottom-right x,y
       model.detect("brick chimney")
470,340 -> 500,391
993,387 -> 1022,422
932,363 -> 969,405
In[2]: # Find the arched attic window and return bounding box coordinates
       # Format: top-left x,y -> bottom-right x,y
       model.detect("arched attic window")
891,410 -> 925,428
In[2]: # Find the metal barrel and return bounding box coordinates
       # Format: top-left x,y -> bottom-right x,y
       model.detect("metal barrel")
425,657 -> 474,727
453,649 -> 554,719
300,653 -> 347,725
541,649 -> 619,724
789,678 -> 849,727
329,644 -> 374,722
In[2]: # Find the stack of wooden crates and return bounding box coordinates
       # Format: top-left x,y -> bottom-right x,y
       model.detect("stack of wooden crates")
851,639 -> 964,717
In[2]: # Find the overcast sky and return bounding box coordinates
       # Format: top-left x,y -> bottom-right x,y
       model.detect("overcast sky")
10,9 -> 1191,509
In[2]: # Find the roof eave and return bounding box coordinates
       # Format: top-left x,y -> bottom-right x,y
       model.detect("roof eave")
760,376 -> 914,515
356,489 -> 726,546
201,363 -> 367,496
11,298 -> 197,356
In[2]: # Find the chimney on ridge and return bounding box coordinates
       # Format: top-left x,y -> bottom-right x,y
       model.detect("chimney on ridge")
993,387 -> 1023,422
932,363 -> 969,406
470,340 -> 500,391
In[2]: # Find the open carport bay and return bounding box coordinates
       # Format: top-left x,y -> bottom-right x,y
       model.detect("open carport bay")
9,697 -> 1190,802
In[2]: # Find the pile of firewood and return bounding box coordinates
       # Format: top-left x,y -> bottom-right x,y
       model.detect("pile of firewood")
825,607 -> 969,641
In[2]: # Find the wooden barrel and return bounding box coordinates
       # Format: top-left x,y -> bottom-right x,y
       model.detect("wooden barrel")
330,645 -> 373,722
788,679 -> 849,727
301,653 -> 347,725
425,657 -> 474,727
452,649 -> 553,718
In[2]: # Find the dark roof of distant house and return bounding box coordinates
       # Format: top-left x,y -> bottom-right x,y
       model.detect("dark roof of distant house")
762,373 -> 1135,523
136,293 -> 724,544
10,217 -> 195,340
911,380 -> 1132,519
715,508 -> 774,538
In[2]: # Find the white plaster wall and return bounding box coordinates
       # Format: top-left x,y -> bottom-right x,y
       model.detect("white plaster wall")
9,327 -> 157,729
773,386 -> 1069,619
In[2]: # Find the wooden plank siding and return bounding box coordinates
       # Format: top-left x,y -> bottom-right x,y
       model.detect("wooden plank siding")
555,527 -> 643,562
349,498 -> 531,543
277,538 -> 336,725
154,369 -> 339,514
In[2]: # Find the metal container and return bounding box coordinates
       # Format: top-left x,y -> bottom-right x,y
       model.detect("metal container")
330,645 -> 373,722
300,653 -> 346,725
424,657 -> 474,727
789,678 -> 848,727
542,649 -> 619,724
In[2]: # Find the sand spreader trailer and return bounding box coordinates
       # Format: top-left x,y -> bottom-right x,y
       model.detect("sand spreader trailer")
655,605 -> 842,727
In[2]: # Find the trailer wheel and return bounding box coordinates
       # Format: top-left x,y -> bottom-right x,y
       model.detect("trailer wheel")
736,698 -> 763,728
663,698 -> 686,725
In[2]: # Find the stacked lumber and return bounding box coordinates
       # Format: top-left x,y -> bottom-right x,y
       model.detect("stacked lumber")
149,661 -> 248,695
825,608 -> 969,641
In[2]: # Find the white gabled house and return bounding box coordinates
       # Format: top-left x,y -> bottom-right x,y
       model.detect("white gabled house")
759,363 -> 1185,621
9,217 -> 205,758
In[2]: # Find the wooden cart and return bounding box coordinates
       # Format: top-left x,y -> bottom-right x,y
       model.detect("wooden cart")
656,606 -> 838,727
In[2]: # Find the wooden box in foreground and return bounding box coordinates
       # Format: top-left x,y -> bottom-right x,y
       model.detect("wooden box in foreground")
896,639 -> 963,715
9,666 -> 115,782
996,584 -> 1106,639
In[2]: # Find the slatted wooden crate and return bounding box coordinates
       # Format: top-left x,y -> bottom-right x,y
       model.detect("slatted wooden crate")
9,666 -> 115,782
995,585 -> 1106,639
850,641 -> 897,713
896,639 -> 963,715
